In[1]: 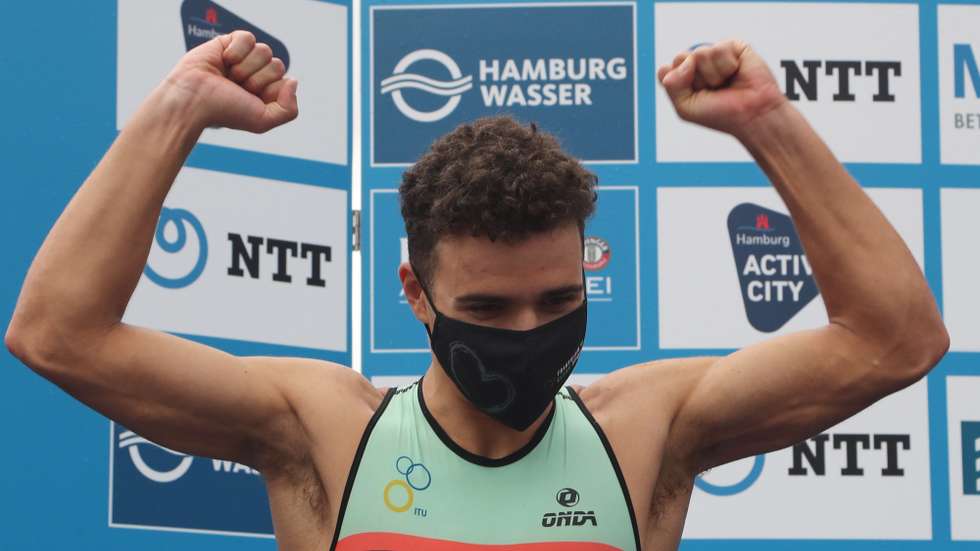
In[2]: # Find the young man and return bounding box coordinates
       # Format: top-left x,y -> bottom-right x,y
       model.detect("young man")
6,31 -> 947,550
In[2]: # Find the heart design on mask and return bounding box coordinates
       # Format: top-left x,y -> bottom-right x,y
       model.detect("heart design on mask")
448,341 -> 516,414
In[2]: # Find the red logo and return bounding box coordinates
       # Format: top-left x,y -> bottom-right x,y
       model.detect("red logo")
755,214 -> 770,230
582,236 -> 611,271
205,6 -> 218,25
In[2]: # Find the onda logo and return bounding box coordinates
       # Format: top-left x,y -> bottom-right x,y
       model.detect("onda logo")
180,0 -> 291,71
381,49 -> 473,123
727,203 -> 818,332
144,207 -> 208,289
117,429 -> 194,483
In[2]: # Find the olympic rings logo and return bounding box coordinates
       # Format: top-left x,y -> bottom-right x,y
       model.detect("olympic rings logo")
383,456 -> 431,513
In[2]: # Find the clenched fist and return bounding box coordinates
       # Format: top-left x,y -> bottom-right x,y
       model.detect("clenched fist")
657,40 -> 786,138
162,30 -> 298,134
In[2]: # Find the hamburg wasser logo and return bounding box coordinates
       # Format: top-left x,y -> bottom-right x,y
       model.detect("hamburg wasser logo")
384,456 -> 431,515
144,207 -> 208,289
962,421 -> 980,495
111,424 -> 271,535
727,203 -> 818,332
118,430 -> 194,483
372,4 -> 636,165
381,49 -> 474,123
541,487 -> 597,527
180,0 -> 291,71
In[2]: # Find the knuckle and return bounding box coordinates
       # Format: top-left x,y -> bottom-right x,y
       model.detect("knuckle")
237,30 -> 256,44
242,76 -> 261,92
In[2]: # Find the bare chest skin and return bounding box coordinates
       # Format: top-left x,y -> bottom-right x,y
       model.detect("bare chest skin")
261,387 -> 694,551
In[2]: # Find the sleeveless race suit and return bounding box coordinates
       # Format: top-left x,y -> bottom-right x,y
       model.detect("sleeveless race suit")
331,380 -> 641,550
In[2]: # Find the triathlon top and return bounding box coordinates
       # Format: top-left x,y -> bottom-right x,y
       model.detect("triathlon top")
331,379 -> 641,550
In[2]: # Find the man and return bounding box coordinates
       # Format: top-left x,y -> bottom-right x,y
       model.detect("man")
5,30 -> 947,550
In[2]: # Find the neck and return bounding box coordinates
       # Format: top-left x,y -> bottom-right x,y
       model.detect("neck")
421,357 -> 554,460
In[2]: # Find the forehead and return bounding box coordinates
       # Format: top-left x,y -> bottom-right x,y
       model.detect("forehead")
432,224 -> 583,295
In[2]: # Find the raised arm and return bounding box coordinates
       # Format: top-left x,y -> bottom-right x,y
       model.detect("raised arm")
4,32 -> 367,472
592,41 -> 948,477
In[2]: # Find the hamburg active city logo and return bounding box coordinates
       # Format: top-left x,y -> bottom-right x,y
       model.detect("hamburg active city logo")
727,203 -> 818,332
380,49 -> 474,123
143,207 -> 208,289
180,0 -> 291,71
384,456 -> 431,513
117,429 -> 194,483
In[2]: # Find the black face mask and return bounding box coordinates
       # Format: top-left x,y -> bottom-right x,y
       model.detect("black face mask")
414,270 -> 587,431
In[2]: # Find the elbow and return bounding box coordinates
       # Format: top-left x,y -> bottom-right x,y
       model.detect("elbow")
4,320 -> 75,377
920,322 -> 950,373
889,320 -> 950,385
4,324 -> 25,363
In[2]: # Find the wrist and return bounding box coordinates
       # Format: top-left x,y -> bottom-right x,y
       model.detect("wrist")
731,99 -> 800,155
138,77 -> 212,138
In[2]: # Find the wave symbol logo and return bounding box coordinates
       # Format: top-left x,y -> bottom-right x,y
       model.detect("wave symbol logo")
118,430 -> 194,483
381,49 -> 473,122
143,207 -> 208,289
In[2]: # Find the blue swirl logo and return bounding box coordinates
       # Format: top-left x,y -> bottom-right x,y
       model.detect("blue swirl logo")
117,429 -> 194,483
381,49 -> 473,123
694,454 -> 765,496
143,208 -> 208,289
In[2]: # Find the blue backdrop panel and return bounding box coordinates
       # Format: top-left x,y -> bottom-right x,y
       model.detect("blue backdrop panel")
362,0 -> 980,549
370,3 -> 636,165
1,0 -> 351,548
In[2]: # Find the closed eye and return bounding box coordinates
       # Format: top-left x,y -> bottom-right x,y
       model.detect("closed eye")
542,294 -> 579,309
465,302 -> 504,313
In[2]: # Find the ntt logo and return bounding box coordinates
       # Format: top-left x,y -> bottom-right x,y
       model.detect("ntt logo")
380,49 -> 474,122
143,207 -> 208,289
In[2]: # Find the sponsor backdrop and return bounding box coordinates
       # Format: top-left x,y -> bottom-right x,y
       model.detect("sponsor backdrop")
1,0 -> 351,549
361,0 -> 980,549
2,0 -> 979,549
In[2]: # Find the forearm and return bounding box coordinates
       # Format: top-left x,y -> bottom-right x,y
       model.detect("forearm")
736,102 -> 945,352
10,84 -> 205,343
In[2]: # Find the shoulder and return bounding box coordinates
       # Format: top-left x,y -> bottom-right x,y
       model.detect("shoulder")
573,356 -> 720,474
576,356 -> 717,425
241,356 -> 388,470
244,355 -> 387,410
240,359 -> 389,522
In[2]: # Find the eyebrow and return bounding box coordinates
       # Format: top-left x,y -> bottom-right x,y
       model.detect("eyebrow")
455,285 -> 584,304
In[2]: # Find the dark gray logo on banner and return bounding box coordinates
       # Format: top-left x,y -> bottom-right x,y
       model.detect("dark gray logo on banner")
727,203 -> 817,332
181,0 -> 290,71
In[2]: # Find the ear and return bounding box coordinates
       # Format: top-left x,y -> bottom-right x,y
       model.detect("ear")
399,262 -> 433,326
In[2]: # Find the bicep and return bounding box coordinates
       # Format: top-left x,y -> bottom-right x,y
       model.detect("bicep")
672,324 -> 906,472
48,323 -> 309,468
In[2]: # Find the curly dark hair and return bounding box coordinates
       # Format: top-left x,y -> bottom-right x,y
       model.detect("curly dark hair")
400,115 -> 598,290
